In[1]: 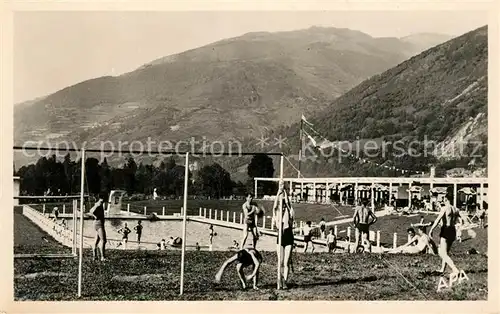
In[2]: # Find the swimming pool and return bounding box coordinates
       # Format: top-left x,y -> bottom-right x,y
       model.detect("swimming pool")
65,218 -> 285,251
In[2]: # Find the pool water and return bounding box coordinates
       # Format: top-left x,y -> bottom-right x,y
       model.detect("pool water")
66,218 -> 285,251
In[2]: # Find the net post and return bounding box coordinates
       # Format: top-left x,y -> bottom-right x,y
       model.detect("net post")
77,148 -> 85,297
254,179 -> 258,199
180,152 -> 190,295
277,154 -> 284,289
72,199 -> 77,256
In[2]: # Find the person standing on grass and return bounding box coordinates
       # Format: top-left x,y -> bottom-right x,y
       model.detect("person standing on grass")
273,183 -> 295,289
303,221 -> 315,253
353,199 -> 377,253
319,218 -> 326,239
89,194 -> 107,261
326,228 -> 337,253
134,220 -> 143,245
240,194 -> 260,249
429,196 -> 462,276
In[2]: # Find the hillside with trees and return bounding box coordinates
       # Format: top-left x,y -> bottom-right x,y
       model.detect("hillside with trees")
15,154 -> 277,198
225,26 -> 488,179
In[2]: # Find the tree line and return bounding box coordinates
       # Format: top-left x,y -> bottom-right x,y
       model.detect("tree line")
15,153 -> 278,199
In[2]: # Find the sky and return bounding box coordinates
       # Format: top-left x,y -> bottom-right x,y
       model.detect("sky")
14,11 -> 488,104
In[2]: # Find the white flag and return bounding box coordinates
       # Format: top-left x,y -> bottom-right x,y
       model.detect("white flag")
304,130 -> 317,147
301,114 -> 313,126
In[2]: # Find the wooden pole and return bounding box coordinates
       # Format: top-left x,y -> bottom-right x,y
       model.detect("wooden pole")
408,182 -> 412,209
371,182 -> 375,210
77,148 -> 85,297
72,199 -> 77,256
355,182 -> 358,204
277,155 -> 284,289
313,182 -> 316,203
179,152 -> 190,295
298,118 -> 303,178
480,183 -> 484,210
453,183 -> 457,208
254,179 -> 258,199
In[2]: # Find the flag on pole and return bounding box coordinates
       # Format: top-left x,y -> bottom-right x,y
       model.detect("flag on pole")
303,130 -> 318,147
301,114 -> 313,126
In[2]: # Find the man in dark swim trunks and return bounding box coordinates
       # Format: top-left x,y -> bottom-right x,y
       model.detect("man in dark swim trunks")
429,196 -> 462,275
273,184 -> 295,289
134,220 -> 143,244
89,195 -> 107,261
353,200 -> 377,252
319,218 -> 326,239
116,223 -> 131,248
214,247 -> 263,290
240,194 -> 260,249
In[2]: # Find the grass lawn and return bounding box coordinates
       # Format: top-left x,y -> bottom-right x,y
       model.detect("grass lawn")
13,205 -> 488,301
14,249 -> 487,301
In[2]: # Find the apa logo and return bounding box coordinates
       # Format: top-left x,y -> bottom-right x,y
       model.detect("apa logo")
437,270 -> 469,292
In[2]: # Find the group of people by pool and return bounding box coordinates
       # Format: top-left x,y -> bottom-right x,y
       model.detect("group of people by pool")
82,184 -> 470,290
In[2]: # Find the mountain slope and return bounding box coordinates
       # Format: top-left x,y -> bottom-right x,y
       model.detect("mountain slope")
400,33 -> 453,54
264,26 -> 488,178
14,27 -> 448,154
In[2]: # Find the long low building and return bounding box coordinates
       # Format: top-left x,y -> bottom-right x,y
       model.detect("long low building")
254,176 -> 488,210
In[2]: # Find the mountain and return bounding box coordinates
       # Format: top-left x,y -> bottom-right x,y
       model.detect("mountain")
260,26 -> 487,178
400,33 -> 453,53
14,26 -> 449,166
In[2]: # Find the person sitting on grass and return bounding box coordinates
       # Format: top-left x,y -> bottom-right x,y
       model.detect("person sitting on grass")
388,226 -> 434,254
228,240 -> 239,250
326,228 -> 337,253
157,239 -> 167,250
167,236 -> 182,247
214,248 -> 262,290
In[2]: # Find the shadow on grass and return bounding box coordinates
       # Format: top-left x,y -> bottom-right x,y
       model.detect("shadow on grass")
258,274 -> 381,290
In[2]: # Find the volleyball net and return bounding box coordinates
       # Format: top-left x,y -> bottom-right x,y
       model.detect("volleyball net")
13,145 -> 286,296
